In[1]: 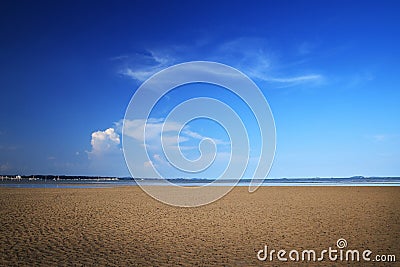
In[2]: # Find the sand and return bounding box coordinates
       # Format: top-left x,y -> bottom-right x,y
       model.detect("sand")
0,186 -> 398,266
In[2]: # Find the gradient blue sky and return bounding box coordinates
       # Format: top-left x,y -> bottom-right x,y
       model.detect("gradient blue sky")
0,0 -> 399,177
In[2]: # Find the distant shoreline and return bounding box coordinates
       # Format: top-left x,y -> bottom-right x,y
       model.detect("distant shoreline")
1,176 -> 399,188
1,174 -> 399,181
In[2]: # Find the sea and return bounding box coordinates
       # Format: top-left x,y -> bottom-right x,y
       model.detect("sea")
0,177 -> 399,189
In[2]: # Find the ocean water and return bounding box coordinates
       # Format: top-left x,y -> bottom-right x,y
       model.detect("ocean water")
0,177 -> 399,188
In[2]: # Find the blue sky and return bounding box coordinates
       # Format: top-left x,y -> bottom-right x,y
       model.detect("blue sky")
0,0 -> 399,178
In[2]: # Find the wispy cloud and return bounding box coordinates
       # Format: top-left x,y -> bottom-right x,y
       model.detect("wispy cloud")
120,118 -> 227,150
121,68 -> 158,82
369,134 -> 399,142
116,50 -> 175,82
345,71 -> 375,88
297,41 -> 318,55
211,37 -> 323,86
264,74 -> 322,83
114,37 -> 324,87
0,145 -> 17,151
115,117 -> 231,176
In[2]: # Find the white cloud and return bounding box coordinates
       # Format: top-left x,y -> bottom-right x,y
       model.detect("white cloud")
121,118 -> 228,150
345,71 -> 375,88
119,117 -> 233,177
369,134 -> 399,142
297,41 -> 316,55
122,118 -> 181,144
143,153 -> 170,170
373,134 -> 386,142
87,128 -> 120,157
114,37 -> 324,87
143,160 -> 153,168
152,154 -> 167,167
258,74 -> 323,84
86,127 -> 129,177
118,50 -> 175,82
182,129 -> 204,140
121,68 -> 158,82
211,37 -> 324,86
123,118 -> 186,152
240,65 -> 322,85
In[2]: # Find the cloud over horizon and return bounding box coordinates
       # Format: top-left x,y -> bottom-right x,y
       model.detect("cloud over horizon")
86,128 -> 127,177
87,128 -> 121,157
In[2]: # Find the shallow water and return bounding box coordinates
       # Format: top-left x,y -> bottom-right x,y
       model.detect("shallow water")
0,177 -> 399,188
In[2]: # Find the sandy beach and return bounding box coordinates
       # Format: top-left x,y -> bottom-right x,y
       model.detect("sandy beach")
0,186 -> 398,266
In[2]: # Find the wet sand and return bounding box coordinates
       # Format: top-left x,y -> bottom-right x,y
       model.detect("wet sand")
0,186 -> 399,266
